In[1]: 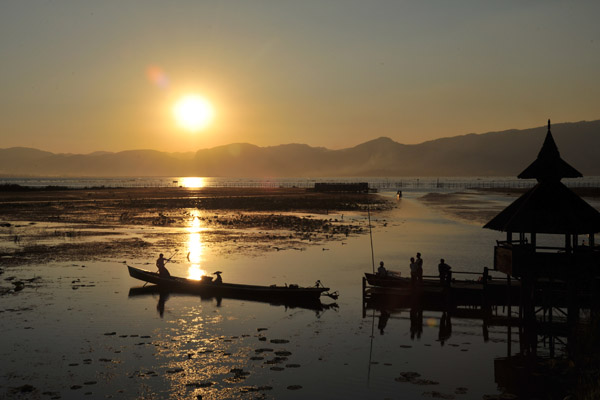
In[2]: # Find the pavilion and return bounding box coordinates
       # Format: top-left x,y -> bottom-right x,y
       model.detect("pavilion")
484,120 -> 600,353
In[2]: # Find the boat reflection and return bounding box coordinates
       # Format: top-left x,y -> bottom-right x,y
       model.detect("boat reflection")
128,285 -> 338,317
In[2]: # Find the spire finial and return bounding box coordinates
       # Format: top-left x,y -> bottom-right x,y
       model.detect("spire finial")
548,119 -> 551,132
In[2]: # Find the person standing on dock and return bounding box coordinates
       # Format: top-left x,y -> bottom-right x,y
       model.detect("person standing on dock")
415,252 -> 423,283
438,259 -> 451,285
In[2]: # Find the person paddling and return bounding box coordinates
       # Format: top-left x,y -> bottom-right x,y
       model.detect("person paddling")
156,253 -> 172,278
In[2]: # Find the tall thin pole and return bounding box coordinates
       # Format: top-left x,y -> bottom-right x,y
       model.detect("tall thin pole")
367,201 -> 375,274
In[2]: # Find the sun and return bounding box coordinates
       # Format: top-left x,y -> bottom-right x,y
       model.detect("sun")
173,94 -> 215,132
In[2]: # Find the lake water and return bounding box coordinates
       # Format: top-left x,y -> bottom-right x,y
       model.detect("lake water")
0,189 -> 586,399
2,175 -> 600,191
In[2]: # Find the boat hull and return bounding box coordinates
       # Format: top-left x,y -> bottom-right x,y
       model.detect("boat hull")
128,266 -> 328,301
364,273 -> 440,288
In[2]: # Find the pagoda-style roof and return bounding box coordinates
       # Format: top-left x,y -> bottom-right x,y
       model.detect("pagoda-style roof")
517,120 -> 582,181
484,120 -> 600,234
483,180 -> 600,234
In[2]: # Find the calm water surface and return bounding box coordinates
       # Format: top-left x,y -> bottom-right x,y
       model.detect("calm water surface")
1,191 -> 526,399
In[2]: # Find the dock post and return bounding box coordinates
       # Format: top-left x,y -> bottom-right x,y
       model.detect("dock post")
506,274 -> 511,312
482,267 -> 490,317
362,277 -> 367,318
506,270 -> 512,357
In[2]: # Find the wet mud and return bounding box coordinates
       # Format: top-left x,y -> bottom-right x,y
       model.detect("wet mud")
420,187 -> 600,225
0,187 -> 392,268
418,191 -> 512,225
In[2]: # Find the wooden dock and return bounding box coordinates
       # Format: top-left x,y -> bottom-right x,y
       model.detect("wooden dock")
362,272 -> 599,312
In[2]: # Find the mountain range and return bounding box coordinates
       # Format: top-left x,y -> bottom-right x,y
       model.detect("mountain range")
1,120 -> 599,177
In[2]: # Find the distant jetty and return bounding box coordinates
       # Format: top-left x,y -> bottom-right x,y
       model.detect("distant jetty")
314,182 -> 370,193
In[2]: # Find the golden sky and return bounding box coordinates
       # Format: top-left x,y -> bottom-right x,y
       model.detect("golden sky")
1,1 -> 599,154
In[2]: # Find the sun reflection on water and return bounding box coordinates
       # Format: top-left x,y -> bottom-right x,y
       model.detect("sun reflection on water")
180,177 -> 206,188
187,210 -> 207,280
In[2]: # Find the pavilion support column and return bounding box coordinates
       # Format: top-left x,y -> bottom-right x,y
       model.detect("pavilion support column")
521,268 -> 538,356
567,278 -> 580,325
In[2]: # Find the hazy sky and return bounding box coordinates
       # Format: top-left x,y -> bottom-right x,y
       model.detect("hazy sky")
1,1 -> 599,154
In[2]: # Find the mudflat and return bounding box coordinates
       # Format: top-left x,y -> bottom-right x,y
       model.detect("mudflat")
0,187 -> 392,267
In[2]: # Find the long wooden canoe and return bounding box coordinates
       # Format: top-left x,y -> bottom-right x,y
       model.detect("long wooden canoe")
128,265 -> 330,301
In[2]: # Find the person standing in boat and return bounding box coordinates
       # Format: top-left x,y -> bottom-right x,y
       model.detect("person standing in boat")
377,261 -> 387,277
438,258 -> 451,285
410,257 -> 418,286
156,253 -> 171,278
415,252 -> 423,283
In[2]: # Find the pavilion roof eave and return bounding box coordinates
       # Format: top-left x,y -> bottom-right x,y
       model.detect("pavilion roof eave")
518,157 -> 582,180
483,181 -> 600,235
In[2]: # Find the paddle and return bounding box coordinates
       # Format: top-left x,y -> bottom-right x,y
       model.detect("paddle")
164,250 -> 178,265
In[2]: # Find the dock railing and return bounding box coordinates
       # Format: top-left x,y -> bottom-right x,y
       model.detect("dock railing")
422,268 -> 504,285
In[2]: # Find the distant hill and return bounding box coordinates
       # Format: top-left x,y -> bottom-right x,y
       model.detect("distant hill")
1,120 -> 599,177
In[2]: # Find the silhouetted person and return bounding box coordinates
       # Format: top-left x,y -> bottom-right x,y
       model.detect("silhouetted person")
377,261 -> 388,277
156,253 -> 171,278
410,257 -> 418,287
378,309 -> 390,335
214,271 -> 223,284
415,252 -> 423,283
438,258 -> 451,285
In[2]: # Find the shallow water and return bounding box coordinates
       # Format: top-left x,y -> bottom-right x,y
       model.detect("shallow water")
0,191 -> 546,399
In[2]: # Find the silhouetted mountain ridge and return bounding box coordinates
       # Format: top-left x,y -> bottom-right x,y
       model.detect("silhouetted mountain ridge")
1,120 -> 599,177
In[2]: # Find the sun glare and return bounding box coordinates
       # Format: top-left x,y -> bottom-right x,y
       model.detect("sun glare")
187,210 -> 207,280
173,94 -> 214,132
180,177 -> 206,188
